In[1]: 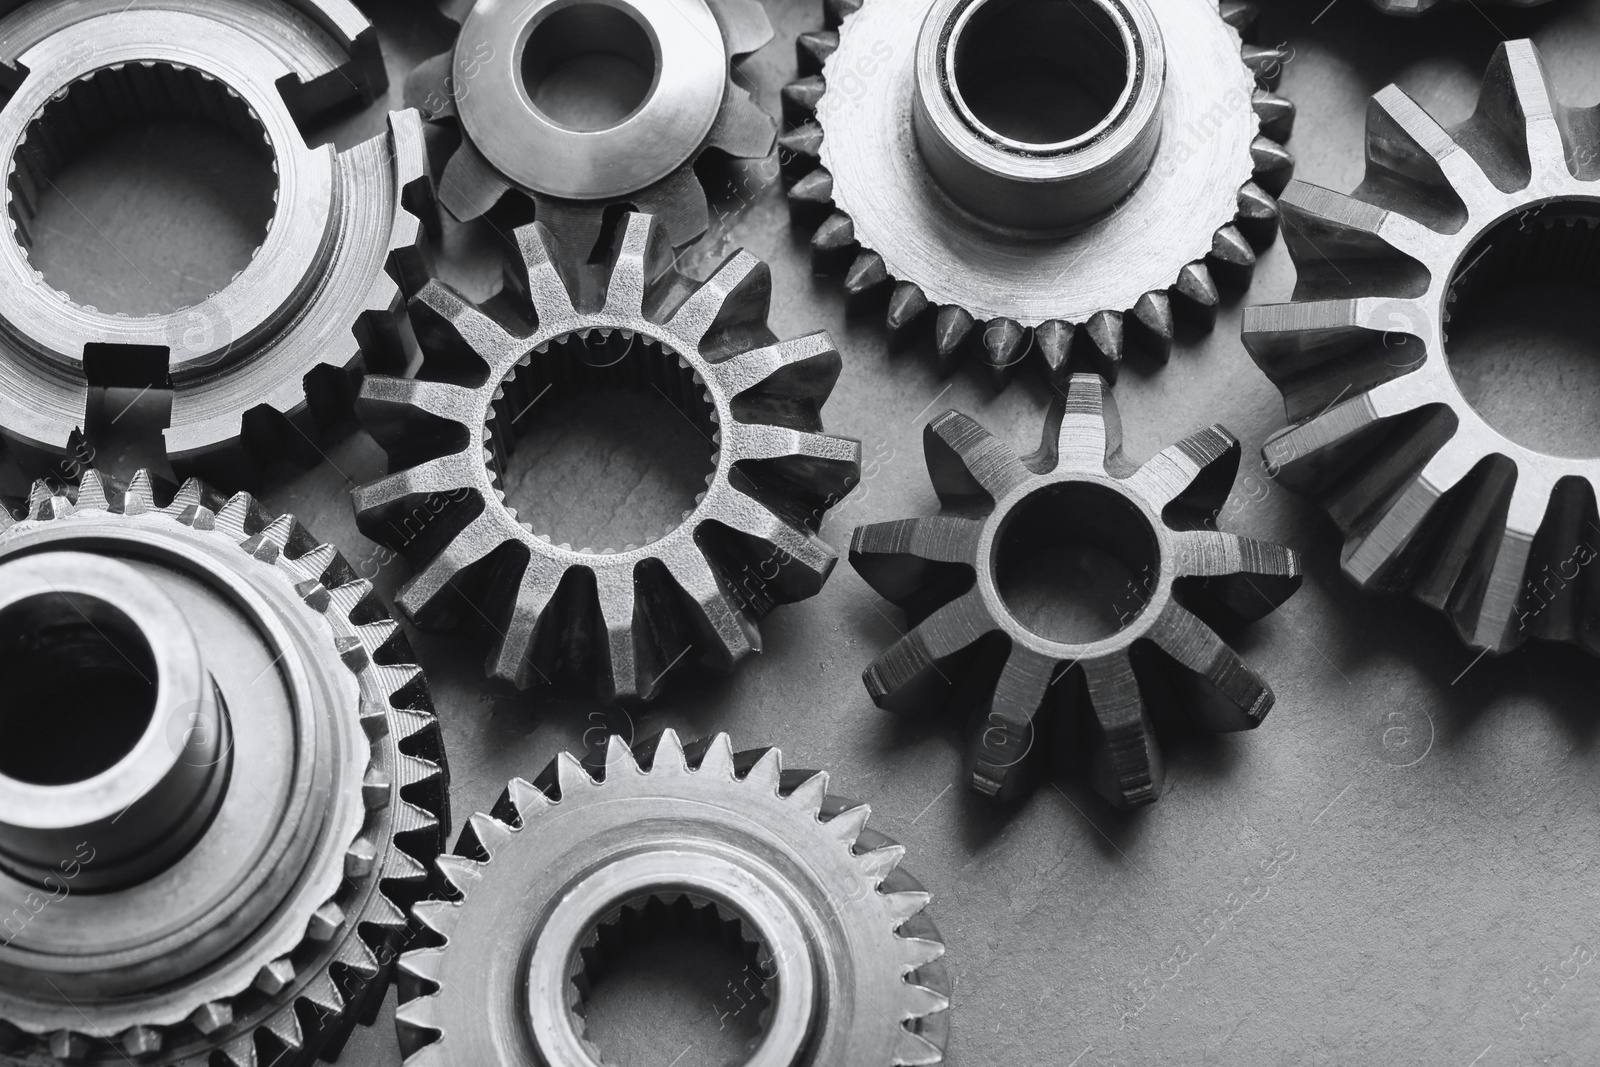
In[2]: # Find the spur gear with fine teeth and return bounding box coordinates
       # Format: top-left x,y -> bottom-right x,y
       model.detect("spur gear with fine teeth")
396,730 -> 951,1066
0,0 -> 434,488
1243,41 -> 1600,658
850,375 -> 1302,807
354,211 -> 861,702
408,0 -> 776,253
0,471 -> 448,1066
781,0 -> 1295,388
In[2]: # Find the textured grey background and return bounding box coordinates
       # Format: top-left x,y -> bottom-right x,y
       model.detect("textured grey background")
7,0 -> 1600,1063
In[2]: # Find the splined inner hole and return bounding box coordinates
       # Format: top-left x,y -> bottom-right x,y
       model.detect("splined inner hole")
521,3 -> 660,132
492,332 -> 718,552
950,0 -> 1130,146
6,62 -> 278,316
0,592 -> 158,785
1443,204 -> 1600,458
572,893 -> 771,1066
995,482 -> 1160,643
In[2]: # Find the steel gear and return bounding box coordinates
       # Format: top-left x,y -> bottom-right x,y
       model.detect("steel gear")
396,730 -> 951,1066
780,0 -> 1295,389
850,374 -> 1302,807
408,0 -> 776,253
0,0 -> 434,488
354,211 -> 861,702
0,470 -> 448,1066
1244,41 -> 1600,658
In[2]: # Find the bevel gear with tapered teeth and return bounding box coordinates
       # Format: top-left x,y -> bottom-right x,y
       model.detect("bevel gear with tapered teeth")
781,0 -> 1295,390
408,0 -> 776,254
0,0 -> 435,489
850,374 -> 1302,808
1369,0 -> 1552,14
1244,41 -> 1600,658
354,211 -> 861,702
396,730 -> 951,1066
0,470 -> 448,1066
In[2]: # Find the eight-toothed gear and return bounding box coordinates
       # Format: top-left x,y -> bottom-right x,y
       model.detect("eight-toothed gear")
850,374 -> 1302,808
354,211 -> 861,702
0,0 -> 435,489
1369,0 -> 1552,14
397,730 -> 951,1065
0,470 -> 448,1066
408,0 -> 776,253
781,0 -> 1295,389
1244,41 -> 1600,658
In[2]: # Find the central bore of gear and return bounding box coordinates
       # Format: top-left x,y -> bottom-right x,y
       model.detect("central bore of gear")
0,592 -> 157,785
572,893 -> 771,1065
521,1 -> 661,132
6,62 -> 278,316
994,482 -> 1160,643
1443,202 -> 1600,458
494,331 -> 718,551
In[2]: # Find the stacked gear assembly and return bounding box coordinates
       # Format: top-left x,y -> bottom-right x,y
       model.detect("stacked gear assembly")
850,375 -> 1302,807
1243,41 -> 1600,658
354,212 -> 861,703
408,0 -> 776,253
0,471 -> 448,1065
396,730 -> 951,1066
781,0 -> 1295,388
0,0 -> 435,488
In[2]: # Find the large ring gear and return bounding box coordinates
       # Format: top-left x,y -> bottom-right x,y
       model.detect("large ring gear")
0,471 -> 448,1066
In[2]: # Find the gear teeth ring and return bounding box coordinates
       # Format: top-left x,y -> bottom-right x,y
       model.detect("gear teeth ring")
850,375 -> 1302,807
354,211 -> 861,702
397,730 -> 951,1065
1245,40 -> 1600,658
782,0 -> 1294,390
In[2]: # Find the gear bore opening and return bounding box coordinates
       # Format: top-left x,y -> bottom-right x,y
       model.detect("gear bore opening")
491,330 -> 719,552
521,2 -> 661,132
570,892 -> 772,1065
0,591 -> 158,785
1442,203 -> 1600,458
948,0 -> 1132,148
5,62 -> 278,316
994,482 -> 1160,643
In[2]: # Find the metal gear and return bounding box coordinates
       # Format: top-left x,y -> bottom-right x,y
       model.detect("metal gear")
0,0 -> 434,488
395,730 -> 951,1066
408,0 -> 776,252
0,470 -> 448,1066
1244,41 -> 1600,658
780,0 -> 1295,389
850,374 -> 1302,807
354,211 -> 861,702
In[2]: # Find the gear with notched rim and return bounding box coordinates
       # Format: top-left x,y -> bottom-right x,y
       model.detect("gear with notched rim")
850,375 -> 1302,808
396,730 -> 951,1065
354,211 -> 861,702
0,470 -> 448,1066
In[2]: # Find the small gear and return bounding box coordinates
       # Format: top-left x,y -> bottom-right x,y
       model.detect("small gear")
354,211 -> 861,702
396,730 -> 951,1065
1244,41 -> 1600,657
0,0 -> 434,488
0,471 -> 448,1065
409,0 -> 776,253
781,0 -> 1295,388
850,374 -> 1302,807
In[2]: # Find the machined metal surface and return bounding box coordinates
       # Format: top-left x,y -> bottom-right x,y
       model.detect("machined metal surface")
780,0 -> 1296,388
1244,40 -> 1600,658
409,0 -> 776,252
0,0 -> 434,488
396,731 -> 950,1066
353,211 -> 861,702
0,471 -> 448,1066
1369,0 -> 1554,14
850,374 -> 1302,808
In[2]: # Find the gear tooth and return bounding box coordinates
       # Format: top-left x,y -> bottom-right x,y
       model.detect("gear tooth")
411,898 -> 462,940
1250,134 -> 1295,193
886,280 -> 931,333
604,733 -> 641,777
29,480 -> 63,519
164,477 -> 207,516
778,121 -> 824,177
882,887 -> 934,924
306,900 -> 346,943
697,734 -> 737,778
1252,87 -> 1296,142
506,776 -> 553,820
1218,0 -> 1259,34
214,490 -> 264,539
261,1004 -> 305,1055
434,854 -> 484,896
466,811 -> 514,858
74,469 -> 110,511
796,28 -> 840,74
300,970 -> 343,1018
651,729 -> 690,774
825,801 -> 871,845
744,748 -> 783,794
218,1032 -> 257,1067
856,841 -> 907,882
189,1001 -> 233,1036
781,74 -> 826,125
1207,223 -> 1258,289
337,936 -> 381,981
811,209 -> 857,263
49,1031 -> 91,1060
1241,42 -> 1288,89
787,769 -> 828,812
1082,310 -> 1125,380
979,317 -> 1029,389
399,946 -> 447,996
788,165 -> 834,206
556,751 -> 595,795
932,305 -> 977,374
1035,319 -> 1073,378
1234,180 -> 1281,249
844,248 -> 889,294
117,1026 -> 163,1057
897,931 -> 948,970
1172,261 -> 1221,328
255,957 -> 297,996
395,996 -> 443,1059
1129,291 -> 1174,362
824,0 -> 863,27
